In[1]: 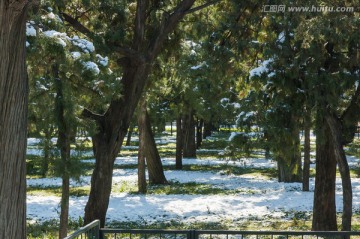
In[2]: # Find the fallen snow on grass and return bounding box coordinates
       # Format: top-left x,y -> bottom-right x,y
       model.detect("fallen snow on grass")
26,136 -> 360,226
27,156 -> 360,226
27,177 -> 360,225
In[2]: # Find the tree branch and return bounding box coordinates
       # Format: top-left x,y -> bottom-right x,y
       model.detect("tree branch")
59,11 -> 94,38
148,0 -> 196,59
112,44 -> 146,64
81,108 -> 104,122
133,0 -> 149,50
340,81 -> 360,144
185,0 -> 221,14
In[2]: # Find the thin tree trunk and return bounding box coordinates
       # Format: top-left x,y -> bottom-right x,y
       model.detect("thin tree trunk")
203,121 -> 213,139
176,115 -> 183,169
126,123 -> 134,146
53,64 -> 71,239
137,101 -> 147,193
183,109 -> 196,158
0,1 -> 29,238
59,176 -> 70,238
326,113 -> 352,231
303,110 -> 311,192
137,100 -> 167,184
196,118 -> 204,149
41,127 -> 53,177
143,108 -> 168,184
312,115 -> 337,231
170,121 -> 173,135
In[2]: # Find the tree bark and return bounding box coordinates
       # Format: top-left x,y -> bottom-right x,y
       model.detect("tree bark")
183,109 -> 196,158
326,113 -> 352,231
176,115 -> 183,169
0,1 -> 29,238
137,101 -> 147,194
302,110 -> 311,192
312,115 -> 337,231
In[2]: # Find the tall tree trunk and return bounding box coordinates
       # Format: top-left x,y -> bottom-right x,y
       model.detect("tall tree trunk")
137,101 -> 147,194
276,117 -> 302,183
203,121 -> 213,139
82,0 -> 196,226
176,115 -> 183,169
83,65 -> 147,227
326,113 -> 352,231
277,156 -> 301,183
126,123 -> 134,146
41,127 -> 53,177
312,115 -> 337,231
170,121 -> 173,135
263,130 -> 271,159
54,64 -> 71,239
183,109 -> 196,158
303,108 -> 311,192
196,118 -> 204,149
60,177 -> 70,238
138,100 -> 168,184
0,1 -> 29,238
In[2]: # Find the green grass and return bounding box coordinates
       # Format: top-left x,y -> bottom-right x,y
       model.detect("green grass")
147,181 -> 226,195
179,164 -> 278,179
112,181 -> 138,194
147,181 -> 262,195
201,139 -> 229,150
27,218 -> 83,239
27,185 -> 90,197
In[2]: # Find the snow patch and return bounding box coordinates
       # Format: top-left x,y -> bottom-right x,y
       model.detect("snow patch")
249,59 -> 273,77
96,54 -> 109,66
71,36 -> 95,53
83,61 -> 100,75
26,23 -> 36,37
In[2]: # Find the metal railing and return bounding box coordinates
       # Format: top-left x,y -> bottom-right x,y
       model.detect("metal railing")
100,229 -> 360,239
65,221 -> 360,239
64,220 -> 100,239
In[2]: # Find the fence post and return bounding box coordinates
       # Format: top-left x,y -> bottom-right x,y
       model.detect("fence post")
187,230 -> 197,239
96,220 -> 100,239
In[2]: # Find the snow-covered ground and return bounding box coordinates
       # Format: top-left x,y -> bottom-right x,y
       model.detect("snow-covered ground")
26,136 -> 360,227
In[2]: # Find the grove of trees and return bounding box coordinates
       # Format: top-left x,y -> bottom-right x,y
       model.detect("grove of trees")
1,0 -> 360,237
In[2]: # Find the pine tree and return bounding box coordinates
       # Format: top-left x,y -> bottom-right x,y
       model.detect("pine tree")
26,5 -> 119,235
54,0 -> 224,226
